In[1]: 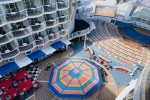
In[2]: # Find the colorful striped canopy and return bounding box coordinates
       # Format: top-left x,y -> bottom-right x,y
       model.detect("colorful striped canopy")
48,59 -> 103,98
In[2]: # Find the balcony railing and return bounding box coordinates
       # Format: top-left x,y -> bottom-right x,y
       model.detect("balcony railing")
31,22 -> 46,33
27,6 -> 43,17
19,42 -> 35,52
58,15 -> 69,23
57,1 -> 69,10
59,28 -> 68,36
35,36 -> 48,45
68,27 -> 90,40
6,9 -> 28,22
1,49 -> 19,60
49,32 -> 59,41
12,26 -> 32,38
0,32 -> 13,44
43,3 -> 57,13
0,14 -> 6,26
46,19 -> 57,28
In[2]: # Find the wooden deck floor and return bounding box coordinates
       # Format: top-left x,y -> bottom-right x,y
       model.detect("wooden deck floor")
30,47 -> 117,100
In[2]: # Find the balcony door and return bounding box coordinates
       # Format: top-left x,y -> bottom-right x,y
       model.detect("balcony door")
45,14 -> 52,20
4,3 -> 18,13
42,0 -> 50,5
0,43 -> 13,53
18,37 -> 29,46
11,22 -> 24,30
24,0 -> 35,8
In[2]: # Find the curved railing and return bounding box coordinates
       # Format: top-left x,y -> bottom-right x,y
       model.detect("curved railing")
68,27 -> 90,40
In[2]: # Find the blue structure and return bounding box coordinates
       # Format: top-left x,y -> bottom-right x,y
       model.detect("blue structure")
0,62 -> 19,76
51,41 -> 66,49
121,27 -> 150,46
111,19 -> 133,27
27,50 -> 46,61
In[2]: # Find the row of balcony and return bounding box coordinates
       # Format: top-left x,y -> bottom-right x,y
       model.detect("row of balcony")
0,26 -> 90,62
0,15 -> 70,44
0,2 -> 69,26
0,28 -> 69,60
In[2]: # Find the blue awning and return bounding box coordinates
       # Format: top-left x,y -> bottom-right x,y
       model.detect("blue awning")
27,50 -> 46,61
51,41 -> 66,49
0,62 -> 19,77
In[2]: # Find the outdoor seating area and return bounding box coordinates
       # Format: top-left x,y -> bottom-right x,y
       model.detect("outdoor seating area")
88,20 -> 150,67
0,65 -> 41,100
86,47 -> 113,70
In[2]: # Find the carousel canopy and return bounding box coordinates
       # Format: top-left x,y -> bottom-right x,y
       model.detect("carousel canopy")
48,58 -> 103,98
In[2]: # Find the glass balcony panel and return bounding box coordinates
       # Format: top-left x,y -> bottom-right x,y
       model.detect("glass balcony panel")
27,6 -> 43,16
46,19 -> 57,27
1,49 -> 19,60
12,26 -> 32,38
19,42 -> 35,52
57,1 -> 68,9
6,9 -> 27,22
43,4 -> 56,12
32,22 -> 46,32
0,32 -> 13,44
0,14 -> 6,26
58,15 -> 69,23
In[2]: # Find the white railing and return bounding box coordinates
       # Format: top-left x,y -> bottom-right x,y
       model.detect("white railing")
68,27 -> 90,40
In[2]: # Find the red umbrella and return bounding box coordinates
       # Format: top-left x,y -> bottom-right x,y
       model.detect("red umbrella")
14,70 -> 27,80
0,78 -> 12,89
2,88 -> 18,100
18,80 -> 32,91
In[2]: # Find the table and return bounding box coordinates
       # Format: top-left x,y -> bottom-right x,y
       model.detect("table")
19,28 -> 24,31
14,70 -> 27,80
11,12 -> 17,15
18,80 -> 32,91
0,79 -> 12,89
22,43 -> 27,46
33,83 -> 38,88
2,88 -> 18,100
35,23 -> 40,25
5,50 -> 10,53
0,34 -> 3,38
38,37 -> 43,40
27,74 -> 32,78
19,91 -> 24,96
0,90 -> 3,95
13,82 -> 18,87
30,8 -> 36,10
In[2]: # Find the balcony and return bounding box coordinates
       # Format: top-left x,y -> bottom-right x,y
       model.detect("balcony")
0,14 -> 6,27
12,26 -> 32,38
1,49 -> 19,60
43,4 -> 57,14
35,37 -> 48,45
58,15 -> 69,24
57,1 -> 69,10
59,28 -> 68,36
6,9 -> 28,23
31,22 -> 46,33
46,19 -> 57,28
0,32 -> 13,45
48,33 -> 59,41
27,6 -> 43,18
19,42 -> 35,52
